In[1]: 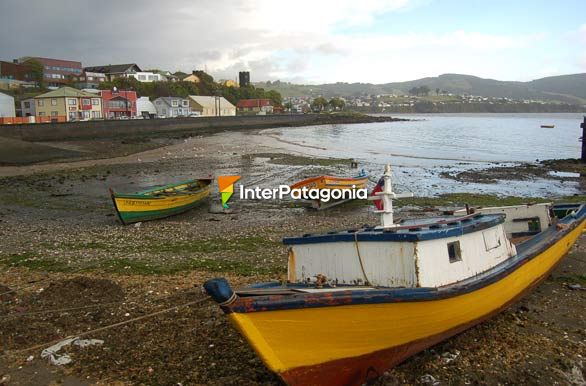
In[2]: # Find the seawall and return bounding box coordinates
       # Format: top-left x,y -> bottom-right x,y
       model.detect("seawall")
0,114 -> 400,142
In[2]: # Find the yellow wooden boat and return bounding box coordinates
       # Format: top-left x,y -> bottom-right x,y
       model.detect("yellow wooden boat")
204,165 -> 586,385
110,178 -> 212,225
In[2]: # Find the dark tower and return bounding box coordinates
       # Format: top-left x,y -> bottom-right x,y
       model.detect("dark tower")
239,71 -> 250,87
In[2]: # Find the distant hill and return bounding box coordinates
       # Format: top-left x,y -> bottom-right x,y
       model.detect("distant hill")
255,73 -> 586,104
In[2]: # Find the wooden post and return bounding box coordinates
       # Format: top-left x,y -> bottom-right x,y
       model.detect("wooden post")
582,117 -> 586,162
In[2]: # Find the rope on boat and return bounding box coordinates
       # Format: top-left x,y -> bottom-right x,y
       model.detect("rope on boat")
1,296 -> 211,358
353,230 -> 372,286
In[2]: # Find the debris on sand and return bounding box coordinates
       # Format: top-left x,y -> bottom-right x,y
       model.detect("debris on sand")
41,337 -> 104,366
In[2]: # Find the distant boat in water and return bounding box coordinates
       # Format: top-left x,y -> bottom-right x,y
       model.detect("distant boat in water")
110,178 -> 212,224
541,124 -> 555,128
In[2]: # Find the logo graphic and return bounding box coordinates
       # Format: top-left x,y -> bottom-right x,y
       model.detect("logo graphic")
218,176 -> 241,208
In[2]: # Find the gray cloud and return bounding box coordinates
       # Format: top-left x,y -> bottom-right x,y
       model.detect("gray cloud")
0,1 -> 578,83
0,0 -> 277,78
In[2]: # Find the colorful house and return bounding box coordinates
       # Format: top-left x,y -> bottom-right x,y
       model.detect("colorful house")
126,72 -> 166,82
236,99 -> 273,114
183,73 -> 200,83
75,71 -> 107,89
153,97 -> 190,118
34,87 -> 102,122
84,64 -> 142,81
188,95 -> 236,116
136,97 -> 157,118
0,92 -> 16,118
99,89 -> 138,119
21,98 -> 36,116
220,79 -> 239,88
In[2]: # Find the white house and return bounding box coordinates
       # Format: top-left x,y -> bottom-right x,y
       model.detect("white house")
0,92 -> 15,118
136,97 -> 157,118
127,72 -> 166,82
188,95 -> 236,117
153,97 -> 190,118
21,98 -> 36,117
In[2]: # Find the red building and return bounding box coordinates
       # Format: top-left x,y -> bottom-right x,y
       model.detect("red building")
99,89 -> 138,119
0,61 -> 34,82
236,98 -> 273,114
18,57 -> 82,88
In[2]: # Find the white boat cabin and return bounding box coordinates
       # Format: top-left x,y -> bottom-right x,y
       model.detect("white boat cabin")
284,165 -> 518,289
451,203 -> 552,238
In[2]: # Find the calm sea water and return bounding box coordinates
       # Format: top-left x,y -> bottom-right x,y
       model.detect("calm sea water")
263,113 -> 585,197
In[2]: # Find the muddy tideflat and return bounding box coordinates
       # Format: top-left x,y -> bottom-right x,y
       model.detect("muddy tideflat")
0,125 -> 585,385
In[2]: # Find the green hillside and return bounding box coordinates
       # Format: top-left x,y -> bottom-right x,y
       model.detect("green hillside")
256,73 -> 586,104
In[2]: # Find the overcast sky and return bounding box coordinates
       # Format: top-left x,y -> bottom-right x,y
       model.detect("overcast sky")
0,0 -> 584,84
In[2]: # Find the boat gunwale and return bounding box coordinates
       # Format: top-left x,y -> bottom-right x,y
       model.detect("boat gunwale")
111,178 -> 212,199
290,174 -> 368,190
283,213 -> 504,244
218,205 -> 586,314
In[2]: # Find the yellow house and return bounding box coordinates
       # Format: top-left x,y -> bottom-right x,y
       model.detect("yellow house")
35,87 -> 103,122
183,74 -> 200,83
220,79 -> 239,88
188,95 -> 236,116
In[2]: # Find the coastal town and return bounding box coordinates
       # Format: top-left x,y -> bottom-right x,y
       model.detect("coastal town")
2,56 -> 585,126
0,57 -> 287,124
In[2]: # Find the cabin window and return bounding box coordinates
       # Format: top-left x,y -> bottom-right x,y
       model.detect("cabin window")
483,229 -> 502,251
528,218 -> 541,232
448,241 -> 462,263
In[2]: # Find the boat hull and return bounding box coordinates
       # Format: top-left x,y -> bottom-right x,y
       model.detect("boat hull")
290,175 -> 368,191
290,174 -> 369,209
226,221 -> 585,386
110,180 -> 211,224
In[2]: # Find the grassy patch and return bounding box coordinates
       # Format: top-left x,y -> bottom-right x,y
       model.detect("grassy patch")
148,236 -> 279,254
0,253 -> 71,272
245,153 -> 353,167
395,193 -> 586,208
0,193 -> 40,208
56,236 -> 280,255
554,195 -> 586,203
395,193 -> 549,208
100,257 -> 284,276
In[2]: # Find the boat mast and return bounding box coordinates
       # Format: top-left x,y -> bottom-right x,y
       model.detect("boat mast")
374,164 -> 413,228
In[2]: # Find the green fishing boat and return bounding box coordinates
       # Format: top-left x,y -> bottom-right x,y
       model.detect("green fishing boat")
110,178 -> 212,225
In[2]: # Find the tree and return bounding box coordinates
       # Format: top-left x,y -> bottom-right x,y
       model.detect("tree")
329,97 -> 345,111
24,59 -> 44,88
408,85 -> 431,96
436,88 -> 440,96
266,90 -> 282,106
311,96 -> 328,112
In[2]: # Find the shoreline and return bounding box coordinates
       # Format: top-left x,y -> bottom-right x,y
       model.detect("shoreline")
0,123 -> 585,385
